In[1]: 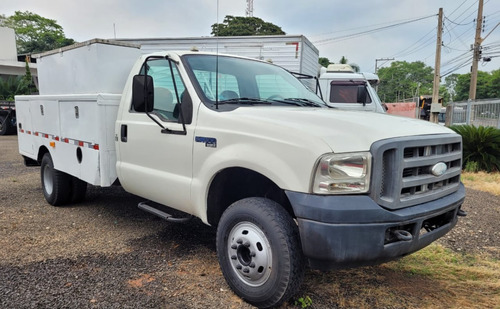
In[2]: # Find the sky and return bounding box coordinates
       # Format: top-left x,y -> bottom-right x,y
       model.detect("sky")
2,0 -> 500,76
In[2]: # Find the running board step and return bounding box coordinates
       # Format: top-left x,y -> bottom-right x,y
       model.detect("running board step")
138,201 -> 192,223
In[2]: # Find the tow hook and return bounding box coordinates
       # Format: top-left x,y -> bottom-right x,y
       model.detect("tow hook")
457,208 -> 467,217
393,230 -> 413,241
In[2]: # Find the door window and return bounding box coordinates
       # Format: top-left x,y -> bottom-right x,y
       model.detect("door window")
146,59 -> 186,121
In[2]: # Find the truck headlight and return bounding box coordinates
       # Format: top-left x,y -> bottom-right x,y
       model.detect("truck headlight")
312,152 -> 371,194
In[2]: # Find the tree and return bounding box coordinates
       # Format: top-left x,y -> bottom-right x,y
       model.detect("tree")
444,73 -> 459,101
319,57 -> 330,68
0,76 -> 29,101
453,71 -> 494,101
377,61 -> 434,102
0,11 -> 75,54
336,56 -> 359,72
211,15 -> 285,36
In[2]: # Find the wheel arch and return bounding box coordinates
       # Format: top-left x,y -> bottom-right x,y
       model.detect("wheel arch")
37,146 -> 50,163
206,167 -> 295,226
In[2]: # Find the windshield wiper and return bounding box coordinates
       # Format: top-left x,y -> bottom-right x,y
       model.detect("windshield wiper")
269,98 -> 324,107
218,97 -> 272,105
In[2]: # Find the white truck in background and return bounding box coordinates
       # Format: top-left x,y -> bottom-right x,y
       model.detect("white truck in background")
16,39 -> 465,308
318,63 -> 386,112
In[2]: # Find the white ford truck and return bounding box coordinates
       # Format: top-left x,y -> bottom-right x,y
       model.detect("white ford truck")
16,40 -> 465,308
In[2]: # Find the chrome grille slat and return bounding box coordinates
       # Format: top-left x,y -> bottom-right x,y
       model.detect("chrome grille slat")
370,134 -> 462,210
403,152 -> 462,168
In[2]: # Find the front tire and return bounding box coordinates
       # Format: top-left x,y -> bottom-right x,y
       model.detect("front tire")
216,197 -> 305,308
41,153 -> 71,206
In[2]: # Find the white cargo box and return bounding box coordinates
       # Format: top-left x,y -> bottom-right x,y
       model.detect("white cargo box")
35,39 -> 141,95
16,94 -> 121,186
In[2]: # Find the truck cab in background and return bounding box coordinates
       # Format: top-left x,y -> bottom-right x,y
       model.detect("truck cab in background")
318,64 -> 386,113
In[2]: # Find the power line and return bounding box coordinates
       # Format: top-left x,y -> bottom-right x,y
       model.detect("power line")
310,16 -> 433,39
390,27 -> 437,58
313,14 -> 436,45
444,16 -> 474,26
447,0 -> 473,18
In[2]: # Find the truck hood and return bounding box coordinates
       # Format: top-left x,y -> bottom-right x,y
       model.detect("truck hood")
229,107 -> 455,153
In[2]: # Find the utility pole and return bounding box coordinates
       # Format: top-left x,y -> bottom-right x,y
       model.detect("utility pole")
374,58 -> 394,92
469,0 -> 484,100
430,8 -> 443,123
374,58 -> 394,73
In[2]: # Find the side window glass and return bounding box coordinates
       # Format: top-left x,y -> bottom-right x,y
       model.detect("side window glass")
147,59 -> 186,121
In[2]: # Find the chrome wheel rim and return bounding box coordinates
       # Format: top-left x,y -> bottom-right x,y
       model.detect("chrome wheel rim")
227,221 -> 272,287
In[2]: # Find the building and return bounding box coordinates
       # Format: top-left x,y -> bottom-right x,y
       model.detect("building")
0,27 -> 37,81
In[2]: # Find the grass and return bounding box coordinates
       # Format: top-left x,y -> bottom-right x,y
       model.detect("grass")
287,172 -> 500,309
461,171 -> 500,196
296,244 -> 500,309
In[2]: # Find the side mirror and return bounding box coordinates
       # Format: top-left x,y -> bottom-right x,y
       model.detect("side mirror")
357,85 -> 367,105
132,75 -> 154,112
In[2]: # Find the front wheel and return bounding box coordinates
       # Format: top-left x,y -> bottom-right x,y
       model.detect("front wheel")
216,197 -> 305,308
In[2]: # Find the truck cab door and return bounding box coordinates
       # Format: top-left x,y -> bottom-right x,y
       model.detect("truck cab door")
116,57 -> 195,214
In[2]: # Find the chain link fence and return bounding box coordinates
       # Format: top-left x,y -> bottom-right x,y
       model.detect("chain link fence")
447,99 -> 500,128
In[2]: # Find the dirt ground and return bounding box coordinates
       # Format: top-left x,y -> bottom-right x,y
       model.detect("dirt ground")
0,135 -> 499,308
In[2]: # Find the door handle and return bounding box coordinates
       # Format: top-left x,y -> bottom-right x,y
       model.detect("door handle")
121,124 -> 127,142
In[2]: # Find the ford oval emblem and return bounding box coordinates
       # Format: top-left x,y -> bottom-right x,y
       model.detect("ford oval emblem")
431,162 -> 447,176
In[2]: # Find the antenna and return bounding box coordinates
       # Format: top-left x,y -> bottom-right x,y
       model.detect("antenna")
216,0 -> 220,109
246,0 -> 254,17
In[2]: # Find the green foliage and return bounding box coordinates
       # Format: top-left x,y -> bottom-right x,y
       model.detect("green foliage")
452,70 -> 500,101
339,56 -> 348,64
450,125 -> 500,172
294,295 -> 313,308
464,161 -> 479,173
377,61 -> 434,102
319,57 -> 330,68
211,15 -> 285,36
439,84 -> 451,105
0,76 -> 30,101
0,11 -> 75,54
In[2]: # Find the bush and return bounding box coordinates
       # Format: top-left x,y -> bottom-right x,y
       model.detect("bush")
450,125 -> 500,172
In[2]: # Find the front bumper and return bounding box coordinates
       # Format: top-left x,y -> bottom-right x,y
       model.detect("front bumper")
285,183 -> 466,270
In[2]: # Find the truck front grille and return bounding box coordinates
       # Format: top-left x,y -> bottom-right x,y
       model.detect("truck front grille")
370,134 -> 462,210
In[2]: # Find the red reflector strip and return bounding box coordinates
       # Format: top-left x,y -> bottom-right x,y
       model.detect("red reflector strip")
19,130 -> 99,151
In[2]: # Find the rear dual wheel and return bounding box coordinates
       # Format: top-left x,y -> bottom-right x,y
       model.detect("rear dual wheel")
0,115 -> 16,135
216,197 -> 305,308
41,153 -> 87,206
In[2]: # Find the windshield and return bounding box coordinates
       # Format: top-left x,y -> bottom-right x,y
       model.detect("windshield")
329,81 -> 372,104
182,54 -> 326,108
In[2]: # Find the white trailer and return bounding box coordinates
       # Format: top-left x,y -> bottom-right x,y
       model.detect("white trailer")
119,35 -> 319,88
